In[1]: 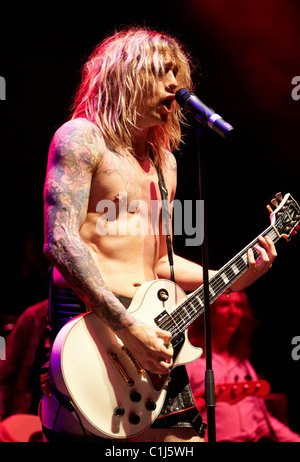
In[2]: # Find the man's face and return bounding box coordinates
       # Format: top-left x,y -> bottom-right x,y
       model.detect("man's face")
136,53 -> 179,129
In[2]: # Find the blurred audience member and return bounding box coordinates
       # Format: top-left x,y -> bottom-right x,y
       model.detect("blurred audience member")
186,291 -> 300,442
0,300 -> 48,420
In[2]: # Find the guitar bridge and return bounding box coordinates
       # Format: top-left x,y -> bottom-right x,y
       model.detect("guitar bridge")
109,352 -> 135,387
122,345 -> 146,375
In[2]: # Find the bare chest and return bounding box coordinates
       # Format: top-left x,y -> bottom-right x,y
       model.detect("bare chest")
88,154 -> 162,213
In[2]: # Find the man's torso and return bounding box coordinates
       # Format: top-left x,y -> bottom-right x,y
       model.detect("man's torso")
53,119 -> 177,298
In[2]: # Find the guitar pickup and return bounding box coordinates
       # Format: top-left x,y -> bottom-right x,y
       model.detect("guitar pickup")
154,310 -> 169,328
171,333 -> 184,349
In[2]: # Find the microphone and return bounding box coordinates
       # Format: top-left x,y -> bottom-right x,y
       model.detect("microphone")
175,88 -> 234,138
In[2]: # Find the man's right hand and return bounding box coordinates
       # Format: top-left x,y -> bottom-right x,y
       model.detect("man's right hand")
115,322 -> 174,374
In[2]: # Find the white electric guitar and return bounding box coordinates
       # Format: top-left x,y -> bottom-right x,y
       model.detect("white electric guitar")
50,193 -> 300,439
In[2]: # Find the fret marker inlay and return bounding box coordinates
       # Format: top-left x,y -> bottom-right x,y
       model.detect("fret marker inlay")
221,273 -> 229,285
209,286 -> 215,297
231,263 -> 239,275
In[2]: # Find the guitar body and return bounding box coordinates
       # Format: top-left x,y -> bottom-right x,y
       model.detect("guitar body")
50,279 -> 203,439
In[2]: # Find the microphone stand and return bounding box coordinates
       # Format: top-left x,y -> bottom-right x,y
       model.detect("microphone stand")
195,127 -> 216,443
176,87 -> 234,442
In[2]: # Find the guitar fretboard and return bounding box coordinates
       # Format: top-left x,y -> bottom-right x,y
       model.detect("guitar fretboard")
158,225 -> 280,338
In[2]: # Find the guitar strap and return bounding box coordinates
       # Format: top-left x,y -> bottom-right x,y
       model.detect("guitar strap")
155,161 -> 207,438
155,161 -> 175,283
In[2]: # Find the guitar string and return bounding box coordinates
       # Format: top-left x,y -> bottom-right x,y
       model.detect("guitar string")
167,203 -> 298,334
116,227 -> 281,364
116,221 -> 288,363
115,232 -> 294,370
161,238 -> 266,333
163,242 -> 269,336
115,228 -> 281,359
157,228 -> 279,336
166,233 -> 279,336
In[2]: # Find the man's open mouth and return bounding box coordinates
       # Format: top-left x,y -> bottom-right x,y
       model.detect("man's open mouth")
161,98 -> 174,111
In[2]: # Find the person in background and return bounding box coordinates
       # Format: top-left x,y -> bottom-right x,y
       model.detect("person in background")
0,300 -> 48,420
186,291 -> 300,442
0,300 -> 47,442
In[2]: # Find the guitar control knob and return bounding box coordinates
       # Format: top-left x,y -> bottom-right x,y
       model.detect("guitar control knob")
158,289 -> 169,301
129,413 -> 140,425
114,406 -> 125,417
130,392 -> 142,402
145,400 -> 156,411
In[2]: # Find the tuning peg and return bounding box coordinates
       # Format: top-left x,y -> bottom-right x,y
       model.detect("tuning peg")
275,192 -> 283,202
271,198 -> 279,208
266,204 -> 273,213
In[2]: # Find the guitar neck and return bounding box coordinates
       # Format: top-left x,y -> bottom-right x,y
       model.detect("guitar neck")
206,225 -> 280,307
163,225 -> 280,338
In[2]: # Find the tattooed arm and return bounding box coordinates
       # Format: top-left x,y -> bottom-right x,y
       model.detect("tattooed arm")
44,118 -> 173,373
44,119 -> 131,329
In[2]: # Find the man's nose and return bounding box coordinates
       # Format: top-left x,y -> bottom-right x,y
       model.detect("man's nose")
166,71 -> 178,92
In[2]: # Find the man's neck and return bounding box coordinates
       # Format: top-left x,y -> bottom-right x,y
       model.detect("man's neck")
132,127 -> 150,160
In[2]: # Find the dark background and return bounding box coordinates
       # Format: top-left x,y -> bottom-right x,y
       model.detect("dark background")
0,0 -> 299,434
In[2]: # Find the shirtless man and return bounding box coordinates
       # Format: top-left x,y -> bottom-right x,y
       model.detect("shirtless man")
41,27 -> 277,442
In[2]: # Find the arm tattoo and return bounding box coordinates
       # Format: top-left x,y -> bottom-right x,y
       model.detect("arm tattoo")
44,119 -> 135,331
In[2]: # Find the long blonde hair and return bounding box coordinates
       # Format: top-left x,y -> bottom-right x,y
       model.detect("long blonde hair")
71,27 -> 193,166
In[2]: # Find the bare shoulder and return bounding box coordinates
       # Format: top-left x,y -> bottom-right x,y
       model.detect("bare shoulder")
49,118 -> 105,171
165,150 -> 177,173
53,117 -> 103,143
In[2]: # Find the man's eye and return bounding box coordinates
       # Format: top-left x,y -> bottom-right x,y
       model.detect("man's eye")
151,64 -> 164,77
158,67 -> 164,77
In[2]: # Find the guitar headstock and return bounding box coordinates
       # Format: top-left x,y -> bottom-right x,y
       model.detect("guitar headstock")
194,379 -> 271,408
267,192 -> 300,241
